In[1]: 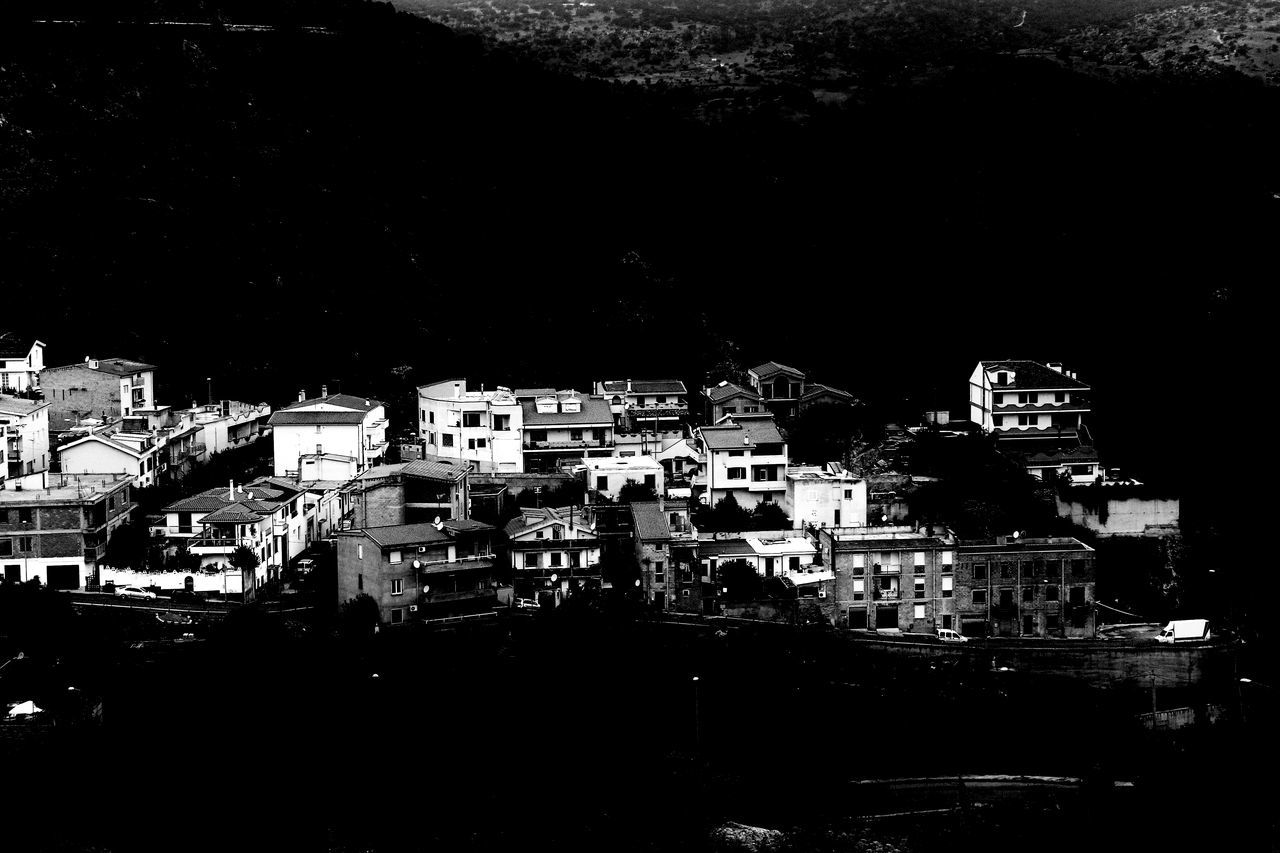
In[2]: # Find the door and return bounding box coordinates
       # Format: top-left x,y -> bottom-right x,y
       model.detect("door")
654,592 -> 665,610
4,564 -> 20,583
764,557 -> 774,577
876,605 -> 898,630
849,608 -> 868,630
834,508 -> 841,526
47,564 -> 80,590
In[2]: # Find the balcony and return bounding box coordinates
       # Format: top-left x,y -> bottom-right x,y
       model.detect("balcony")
870,563 -> 900,575
84,541 -> 106,560
415,553 -> 497,570
188,537 -> 244,554
523,439 -> 608,450
422,589 -> 498,605
873,588 -> 900,600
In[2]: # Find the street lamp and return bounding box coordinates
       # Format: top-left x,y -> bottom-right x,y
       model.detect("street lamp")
691,676 -> 701,748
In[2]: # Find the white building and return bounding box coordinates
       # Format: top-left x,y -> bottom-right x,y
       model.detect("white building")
177,401 -> 272,455
582,455 -> 664,500
0,336 -> 44,395
57,431 -> 164,489
697,532 -> 825,583
269,389 -> 388,481
417,379 -> 523,472
784,462 -> 867,530
520,391 -> 615,474
1,395 -> 51,480
594,378 -> 689,430
695,416 -> 788,510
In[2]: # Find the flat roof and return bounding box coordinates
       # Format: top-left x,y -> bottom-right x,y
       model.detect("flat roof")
0,473 -> 131,503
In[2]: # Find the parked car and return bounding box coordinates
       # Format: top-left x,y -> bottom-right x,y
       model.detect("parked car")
937,628 -> 969,643
295,559 -> 315,575
155,611 -> 193,625
514,597 -> 540,610
117,586 -> 156,600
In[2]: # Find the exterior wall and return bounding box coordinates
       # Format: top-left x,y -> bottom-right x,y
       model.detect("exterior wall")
337,531 -> 495,624
419,381 -> 523,472
58,440 -> 158,489
0,480 -> 133,587
636,537 -> 671,606
273,423 -> 362,477
968,363 -> 992,430
1,403 -> 50,478
585,460 -> 664,500
0,343 -> 44,393
784,477 -> 867,530
819,528 -> 956,634
705,446 -> 787,509
41,365 -> 126,432
708,394 -> 765,424
100,566 -> 243,595
955,544 -> 1097,638
522,425 -> 615,473
1056,495 -> 1180,537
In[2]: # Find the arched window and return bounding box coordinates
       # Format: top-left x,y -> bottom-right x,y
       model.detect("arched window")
184,576 -> 194,592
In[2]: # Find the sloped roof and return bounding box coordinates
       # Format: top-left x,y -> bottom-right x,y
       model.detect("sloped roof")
0,333 -> 41,360
749,361 -> 804,379
59,432 -> 144,458
800,383 -> 857,403
269,409 -> 369,426
46,357 -> 156,376
403,457 -> 471,482
599,379 -> 687,395
521,395 -> 614,426
281,393 -> 384,412
502,506 -> 592,538
202,502 -> 269,524
362,523 -> 451,548
629,502 -> 671,541
442,518 -> 493,533
980,361 -> 1089,390
705,382 -> 761,403
0,395 -> 50,416
699,418 -> 784,450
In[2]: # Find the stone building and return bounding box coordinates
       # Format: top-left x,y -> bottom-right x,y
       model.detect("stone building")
41,357 -> 157,433
954,537 -> 1097,638
816,525 -> 957,632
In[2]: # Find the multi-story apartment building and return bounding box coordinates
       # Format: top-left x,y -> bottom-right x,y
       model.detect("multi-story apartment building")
504,505 -> 601,605
784,463 -> 867,530
703,381 -> 765,424
630,498 -> 697,611
968,360 -> 1100,483
337,519 -> 499,625
695,416 -> 787,510
520,391 -> 614,474
1,396 -> 51,480
0,471 -> 134,588
343,457 -> 471,528
747,361 -> 806,420
269,389 -> 388,481
42,357 -> 157,433
57,430 -> 164,489
954,537 -> 1097,638
177,401 -> 272,456
818,525 -> 957,633
595,379 -> 689,430
583,455 -> 663,501
0,335 -> 45,395
417,379 -> 523,472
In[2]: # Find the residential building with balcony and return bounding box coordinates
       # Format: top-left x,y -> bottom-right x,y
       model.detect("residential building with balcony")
582,455 -> 663,501
695,416 -> 787,510
747,361 -> 806,420
703,381 -> 765,424
504,505 -> 600,606
968,360 -> 1100,483
594,379 -> 689,430
337,518 -> 499,625
176,401 -> 272,455
269,389 -> 388,481
954,537 -> 1097,639
520,391 -> 614,474
630,498 -> 697,611
0,335 -> 45,396
0,471 -> 134,589
784,463 -> 867,531
56,430 -> 164,489
817,525 -> 957,633
1,396 -> 51,480
41,357 -> 157,433
417,379 -> 523,472
342,456 -> 471,529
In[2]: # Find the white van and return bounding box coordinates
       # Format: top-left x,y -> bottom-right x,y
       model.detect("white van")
937,628 -> 968,643
1156,619 -> 1210,643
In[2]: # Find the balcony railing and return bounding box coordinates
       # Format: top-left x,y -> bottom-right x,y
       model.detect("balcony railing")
422,589 -> 498,604
873,588 -> 899,600
415,553 -> 497,570
523,439 -> 609,450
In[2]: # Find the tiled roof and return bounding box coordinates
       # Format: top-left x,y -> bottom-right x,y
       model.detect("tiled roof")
629,502 -> 671,541
800,383 -> 856,403
0,395 -> 50,416
521,395 -> 614,426
60,433 -> 144,458
362,523 -> 452,548
1022,446 -> 1101,465
705,382 -> 761,403
698,539 -> 758,557
599,379 -> 687,395
699,418 -> 784,450
501,506 -> 587,538
749,361 -> 804,379
403,457 -> 471,482
268,410 -> 369,425
513,387 -> 557,399
281,393 -> 384,412
0,333 -> 39,360
201,502 -> 268,524
980,361 -> 1089,390
162,492 -> 235,513
442,518 -> 493,533
46,357 -> 156,376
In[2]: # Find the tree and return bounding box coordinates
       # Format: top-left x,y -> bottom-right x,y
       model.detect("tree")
751,501 -> 790,531
230,546 -> 260,574
718,559 -> 761,600
104,518 -> 150,569
599,548 -> 641,593
339,593 -> 381,641
617,478 -> 658,504
696,493 -> 752,531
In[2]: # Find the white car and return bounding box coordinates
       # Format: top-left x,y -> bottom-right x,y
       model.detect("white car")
937,628 -> 969,643
116,586 -> 157,600
514,597 -> 540,610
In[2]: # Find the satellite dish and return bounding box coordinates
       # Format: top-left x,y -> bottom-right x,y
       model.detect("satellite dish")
422,585 -> 430,594
412,559 -> 421,569
434,516 -> 442,525
634,579 -> 641,587
550,573 -> 559,583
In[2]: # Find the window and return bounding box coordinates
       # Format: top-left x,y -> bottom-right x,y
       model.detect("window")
1046,558 -> 1062,576
1017,414 -> 1031,426
357,543 -> 364,560
1033,559 -> 1045,577
551,525 -> 563,540
942,551 -> 953,567
570,429 -> 583,441
357,573 -> 363,591
1046,585 -> 1059,601
1017,393 -> 1029,405
1069,586 -> 1085,605
853,579 -> 865,601
727,467 -> 746,480
913,604 -> 926,620
442,434 -> 454,447
1047,614 -> 1061,632
19,536 -> 32,552
535,530 -> 545,539
1001,562 -> 1013,579
476,438 -> 487,449
315,424 -> 323,434
993,415 -> 1004,427
316,444 -> 323,455
1000,588 -> 1014,607
727,450 -> 744,457
851,554 -> 865,570
913,551 -> 926,568
1023,587 -> 1033,603
463,412 -> 482,428
654,562 -> 665,582
549,553 -> 562,568
389,550 -> 402,564
942,576 -> 953,598
468,439 -> 476,450
788,556 -> 800,572
723,406 -> 737,414
972,588 -> 987,605
656,396 -> 666,404
391,608 -> 403,624
524,553 -> 539,568
914,577 -> 925,599
0,541 -> 11,558
391,579 -> 403,595
597,476 -> 608,491
1024,615 -> 1036,634
569,551 -> 581,569
994,392 -> 1005,405
18,508 -> 32,524
973,562 -> 988,581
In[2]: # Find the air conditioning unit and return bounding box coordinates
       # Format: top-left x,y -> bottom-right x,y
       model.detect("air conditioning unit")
818,589 -> 827,598
408,605 -> 418,612
418,546 -> 427,553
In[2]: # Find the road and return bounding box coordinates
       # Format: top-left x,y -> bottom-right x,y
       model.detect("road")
65,591 -> 313,617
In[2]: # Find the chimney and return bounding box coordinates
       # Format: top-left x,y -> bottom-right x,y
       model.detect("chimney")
626,379 -> 633,393
1047,363 -> 1063,373
321,384 -> 328,398
229,479 -> 235,502
297,389 -> 305,403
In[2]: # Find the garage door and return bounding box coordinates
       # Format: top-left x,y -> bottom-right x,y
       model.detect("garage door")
47,564 -> 81,590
